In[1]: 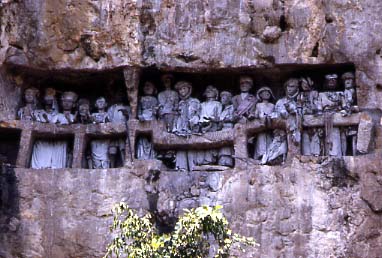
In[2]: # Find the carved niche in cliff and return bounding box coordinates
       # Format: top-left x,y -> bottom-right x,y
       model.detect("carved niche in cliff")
1,64 -> 373,170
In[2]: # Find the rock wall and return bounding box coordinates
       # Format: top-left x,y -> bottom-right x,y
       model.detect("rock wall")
1,154 -> 382,258
2,0 -> 382,109
0,0 -> 382,258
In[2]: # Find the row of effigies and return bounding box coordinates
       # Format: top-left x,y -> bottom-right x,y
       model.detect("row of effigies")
19,70 -> 358,170
17,88 -> 130,124
273,72 -> 358,159
138,72 -> 356,132
17,88 -> 130,169
248,72 -> 358,163
136,72 -> 358,170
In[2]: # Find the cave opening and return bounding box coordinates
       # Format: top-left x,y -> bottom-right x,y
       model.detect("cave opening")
0,128 -> 21,166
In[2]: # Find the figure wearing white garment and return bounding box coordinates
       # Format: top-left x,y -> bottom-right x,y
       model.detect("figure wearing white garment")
158,74 -> 179,132
107,89 -> 131,167
136,82 -> 158,160
90,97 -> 111,169
173,81 -> 201,171
18,87 -> 39,121
218,91 -> 235,167
31,90 -> 73,169
196,85 -> 222,166
252,87 -> 275,161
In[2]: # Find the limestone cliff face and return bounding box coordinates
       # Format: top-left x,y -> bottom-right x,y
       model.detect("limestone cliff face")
2,0 -> 382,109
0,1 -> 382,258
1,156 -> 381,258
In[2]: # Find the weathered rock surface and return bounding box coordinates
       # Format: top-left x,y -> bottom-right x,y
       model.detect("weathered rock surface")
1,0 -> 382,110
1,154 -> 382,258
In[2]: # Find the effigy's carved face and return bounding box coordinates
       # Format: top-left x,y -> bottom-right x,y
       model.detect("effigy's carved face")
301,80 -> 311,91
326,78 -> 338,90
24,89 -> 37,104
79,104 -> 89,116
178,85 -> 190,98
161,75 -> 172,89
286,81 -> 299,96
61,97 -> 75,111
239,78 -> 253,92
259,90 -> 271,101
344,78 -> 354,89
221,94 -> 231,105
204,87 -> 217,99
143,82 -> 156,96
95,97 -> 107,110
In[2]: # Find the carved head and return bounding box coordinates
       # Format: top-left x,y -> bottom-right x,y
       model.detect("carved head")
324,74 -> 338,90
284,78 -> 299,97
175,81 -> 193,100
341,72 -> 355,89
161,74 -> 174,89
43,88 -> 57,110
300,77 -> 314,91
256,87 -> 274,102
143,81 -> 157,96
23,87 -> 39,104
95,97 -> 107,110
220,91 -> 232,105
60,91 -> 78,111
203,85 -> 219,100
78,98 -> 90,116
273,129 -> 286,140
239,76 -> 253,92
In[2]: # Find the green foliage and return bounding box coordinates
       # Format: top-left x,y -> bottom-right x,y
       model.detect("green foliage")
104,203 -> 257,258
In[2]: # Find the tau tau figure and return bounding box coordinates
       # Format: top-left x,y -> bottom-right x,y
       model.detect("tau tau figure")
199,85 -> 222,133
89,97 -> 111,169
89,137 -> 111,169
31,138 -> 72,169
195,85 -> 222,166
173,81 -> 201,171
54,91 -> 78,125
341,72 -> 358,155
298,77 -> 319,115
219,91 -> 235,130
107,89 -> 130,166
30,89 -> 72,169
158,74 -> 179,131
318,74 -> 344,156
136,135 -> 156,160
260,129 -> 287,165
173,81 -> 201,137
91,97 -> 109,124
252,87 -> 275,161
341,72 -> 359,116
273,78 -> 301,145
107,89 -> 131,123
138,81 -> 158,121
18,87 -> 39,121
298,77 -> 322,156
33,88 -> 59,123
232,76 -> 257,123
31,88 -> 71,169
218,91 -> 235,167
136,82 -> 158,160
77,98 -> 91,124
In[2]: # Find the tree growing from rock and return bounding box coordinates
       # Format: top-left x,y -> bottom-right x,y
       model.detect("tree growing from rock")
104,203 -> 256,258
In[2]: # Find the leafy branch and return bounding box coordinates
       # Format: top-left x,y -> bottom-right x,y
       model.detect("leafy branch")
104,203 -> 257,258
